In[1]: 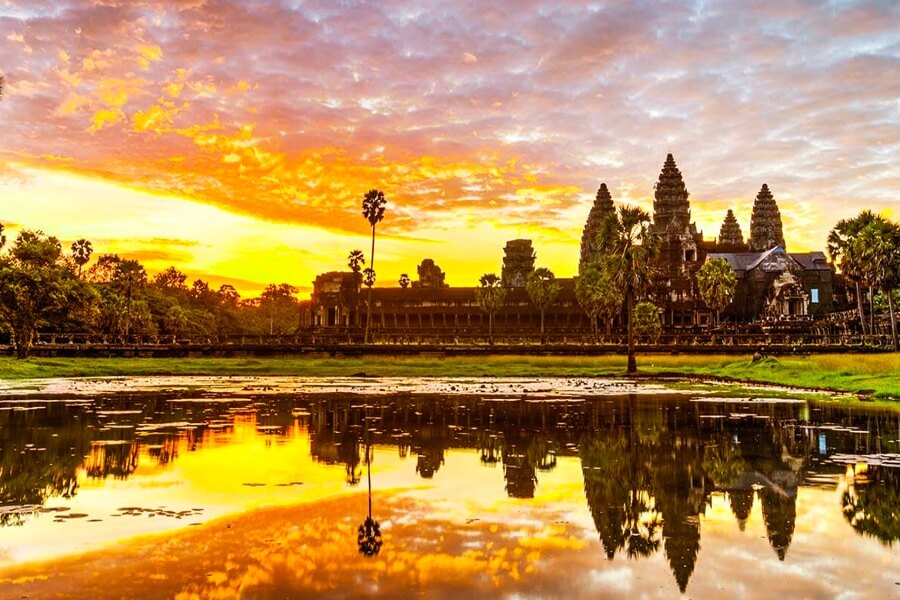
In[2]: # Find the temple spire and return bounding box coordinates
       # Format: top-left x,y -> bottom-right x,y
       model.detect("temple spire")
579,183 -> 615,270
718,209 -> 744,246
652,153 -> 690,232
749,184 -> 785,252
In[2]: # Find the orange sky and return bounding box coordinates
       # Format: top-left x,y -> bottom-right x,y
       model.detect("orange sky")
1,0 -> 898,297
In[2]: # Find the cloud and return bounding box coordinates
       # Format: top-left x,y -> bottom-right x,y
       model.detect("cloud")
0,0 -> 897,279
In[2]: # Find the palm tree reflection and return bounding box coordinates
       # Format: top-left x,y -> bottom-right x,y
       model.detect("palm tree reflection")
357,407 -> 383,557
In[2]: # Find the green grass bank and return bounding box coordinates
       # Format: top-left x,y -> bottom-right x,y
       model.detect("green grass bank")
1,353 -> 898,400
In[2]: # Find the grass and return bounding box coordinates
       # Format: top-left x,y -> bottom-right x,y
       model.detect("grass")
1,353 -> 898,400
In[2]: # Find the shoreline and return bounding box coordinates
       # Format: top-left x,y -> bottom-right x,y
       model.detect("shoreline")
1,353 -> 898,401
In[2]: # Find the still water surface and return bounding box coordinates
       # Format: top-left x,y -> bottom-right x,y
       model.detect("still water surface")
0,377 -> 897,598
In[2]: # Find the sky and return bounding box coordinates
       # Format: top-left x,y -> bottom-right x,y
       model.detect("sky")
0,0 -> 898,297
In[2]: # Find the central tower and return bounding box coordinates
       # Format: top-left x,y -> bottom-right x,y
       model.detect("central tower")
652,153 -> 691,233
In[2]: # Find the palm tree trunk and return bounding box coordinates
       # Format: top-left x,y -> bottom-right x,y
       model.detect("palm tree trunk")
364,227 -> 376,344
869,285 -> 875,335
126,283 -> 133,336
855,281 -> 868,334
887,289 -> 898,351
716,309 -> 720,328
626,290 -> 636,374
489,313 -> 494,344
540,309 -> 545,335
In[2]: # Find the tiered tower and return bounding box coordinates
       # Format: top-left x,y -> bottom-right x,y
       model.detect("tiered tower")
749,184 -> 785,252
501,239 -> 535,288
718,209 -> 744,246
579,183 -> 616,270
652,153 -> 691,232
414,259 -> 446,288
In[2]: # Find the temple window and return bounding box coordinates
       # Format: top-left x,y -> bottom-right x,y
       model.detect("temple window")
811,288 -> 819,303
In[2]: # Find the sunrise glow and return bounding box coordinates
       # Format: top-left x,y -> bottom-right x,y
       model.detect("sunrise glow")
1,1 -> 897,296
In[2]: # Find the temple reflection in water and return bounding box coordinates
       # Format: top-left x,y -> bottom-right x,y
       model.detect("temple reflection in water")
1,391 -> 898,592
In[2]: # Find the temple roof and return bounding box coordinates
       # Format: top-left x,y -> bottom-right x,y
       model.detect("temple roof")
707,247 -> 831,272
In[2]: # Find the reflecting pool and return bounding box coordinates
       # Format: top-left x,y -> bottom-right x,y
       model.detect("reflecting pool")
0,377 -> 897,598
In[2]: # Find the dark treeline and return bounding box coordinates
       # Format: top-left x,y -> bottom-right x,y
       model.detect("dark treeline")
1,392 -> 897,592
0,225 -> 305,358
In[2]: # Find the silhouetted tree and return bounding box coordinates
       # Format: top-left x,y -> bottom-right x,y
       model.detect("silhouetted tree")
361,190 -> 386,343
596,206 -> 659,373
346,250 -> 363,325
70,239 -> 93,277
399,273 -> 410,288
525,267 -> 560,335
476,273 -> 506,344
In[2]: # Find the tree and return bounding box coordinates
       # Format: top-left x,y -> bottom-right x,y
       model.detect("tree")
633,301 -> 662,343
114,259 -> 148,335
70,239 -> 93,277
596,206 -> 659,373
854,218 -> 900,350
361,190 -> 386,344
525,267 -> 560,335
0,223 -> 6,250
399,273 -> 410,288
259,283 -> 300,335
696,257 -> 737,327
152,266 -> 188,292
575,260 -> 623,336
828,211 -> 880,335
348,249 -> 366,274
476,273 -> 506,344
0,230 -> 92,358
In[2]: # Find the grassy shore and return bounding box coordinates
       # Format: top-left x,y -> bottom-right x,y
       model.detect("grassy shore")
1,353 -> 898,399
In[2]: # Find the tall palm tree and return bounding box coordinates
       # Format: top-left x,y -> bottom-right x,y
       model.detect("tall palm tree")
828,211 -> 879,334
71,239 -> 93,277
361,190 -> 386,343
525,267 -> 560,335
597,206 -> 658,373
476,273 -> 506,344
347,249 -> 365,327
696,257 -> 737,327
854,218 -> 900,350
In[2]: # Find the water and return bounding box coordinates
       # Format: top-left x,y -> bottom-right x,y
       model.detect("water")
0,377 -> 897,598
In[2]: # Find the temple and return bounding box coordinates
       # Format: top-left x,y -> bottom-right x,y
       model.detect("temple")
310,153 -> 838,334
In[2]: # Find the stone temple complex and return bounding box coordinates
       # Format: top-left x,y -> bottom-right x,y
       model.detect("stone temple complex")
310,154 -> 838,333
